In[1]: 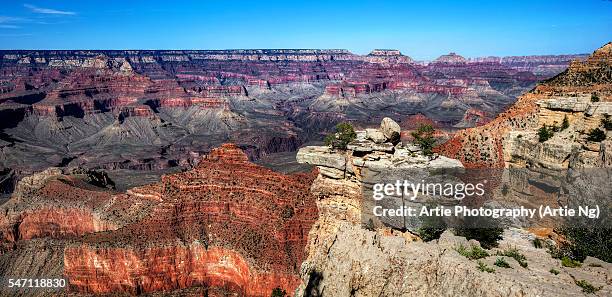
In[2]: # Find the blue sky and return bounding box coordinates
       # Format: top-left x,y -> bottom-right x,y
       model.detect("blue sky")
0,0 -> 610,60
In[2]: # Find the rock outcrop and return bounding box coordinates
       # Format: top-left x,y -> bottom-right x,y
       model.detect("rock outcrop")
296,224 -> 610,296
0,144 -> 319,296
295,110 -> 611,296
0,49 -> 584,193
298,118 -> 455,236
434,52 -> 467,64
438,42 -> 612,168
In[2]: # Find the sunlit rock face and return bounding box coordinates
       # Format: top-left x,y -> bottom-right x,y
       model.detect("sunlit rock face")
437,43 -> 612,169
0,144 -> 318,296
295,115 -> 611,297
0,49 -> 584,195
60,144 -> 318,295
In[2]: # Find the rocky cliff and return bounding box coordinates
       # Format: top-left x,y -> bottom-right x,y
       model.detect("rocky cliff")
296,118 -> 460,237
296,224 -> 610,296
438,42 -> 612,168
0,144 -> 318,296
0,49 -> 583,194
294,116 -> 611,296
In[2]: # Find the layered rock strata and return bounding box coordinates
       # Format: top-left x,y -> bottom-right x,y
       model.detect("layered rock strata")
295,115 -> 611,296
0,144 -> 318,296
438,42 -> 612,168
0,49 -> 585,193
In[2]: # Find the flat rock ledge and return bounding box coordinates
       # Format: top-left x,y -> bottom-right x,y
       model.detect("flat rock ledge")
297,118 -> 462,179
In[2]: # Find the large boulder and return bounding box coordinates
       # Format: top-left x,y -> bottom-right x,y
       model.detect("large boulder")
380,117 -> 401,139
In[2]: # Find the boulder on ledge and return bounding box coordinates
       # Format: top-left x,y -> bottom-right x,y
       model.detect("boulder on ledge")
380,117 -> 401,139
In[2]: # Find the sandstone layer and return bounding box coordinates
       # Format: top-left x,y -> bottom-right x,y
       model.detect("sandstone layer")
0,144 -> 318,296
438,42 -> 612,168
0,49 -> 585,194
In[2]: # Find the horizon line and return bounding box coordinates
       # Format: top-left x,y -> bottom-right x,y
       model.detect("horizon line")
0,48 -> 591,60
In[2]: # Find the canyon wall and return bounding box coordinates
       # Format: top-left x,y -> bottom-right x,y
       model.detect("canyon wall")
0,144 -> 319,296
0,49 -> 585,193
438,42 -> 612,168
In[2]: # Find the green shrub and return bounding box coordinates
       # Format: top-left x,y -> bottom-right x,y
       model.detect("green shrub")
411,124 -> 436,156
271,287 -> 287,297
324,122 -> 356,150
558,227 -> 611,263
561,256 -> 582,268
587,128 -> 606,142
494,257 -> 511,268
497,247 -> 528,268
532,238 -> 543,249
418,226 -> 446,242
454,227 -> 503,249
591,93 -> 599,102
538,125 -> 554,142
575,280 -> 602,294
417,208 -> 447,242
476,261 -> 495,273
549,268 -> 560,275
456,244 -> 489,260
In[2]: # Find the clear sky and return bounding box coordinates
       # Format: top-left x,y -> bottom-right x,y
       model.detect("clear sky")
0,0 -> 610,60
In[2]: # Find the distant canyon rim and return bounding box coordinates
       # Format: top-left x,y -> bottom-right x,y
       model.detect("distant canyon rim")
0,49 -> 587,194
0,42 -> 611,296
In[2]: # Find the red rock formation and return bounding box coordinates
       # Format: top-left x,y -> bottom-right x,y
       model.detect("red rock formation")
401,113 -> 440,130
150,97 -> 229,109
0,173 -> 124,244
64,245 -> 301,296
60,144 -> 318,296
460,108 -> 491,126
433,52 -> 467,64
437,42 -> 612,168
17,208 -> 117,240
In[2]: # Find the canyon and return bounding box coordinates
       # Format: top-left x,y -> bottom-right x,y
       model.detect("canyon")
437,43 -> 612,168
1,144 -> 318,296
291,44 -> 612,296
0,49 -> 586,195
0,45 -> 609,296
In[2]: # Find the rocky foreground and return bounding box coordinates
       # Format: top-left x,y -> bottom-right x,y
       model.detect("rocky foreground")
295,117 -> 611,296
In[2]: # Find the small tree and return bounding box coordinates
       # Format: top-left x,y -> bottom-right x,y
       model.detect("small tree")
591,93 -> 600,102
455,227 -> 504,249
538,125 -> 554,142
561,115 -> 570,131
418,204 -> 447,242
454,216 -> 504,249
411,124 -> 436,156
587,128 -> 606,142
324,122 -> 356,150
